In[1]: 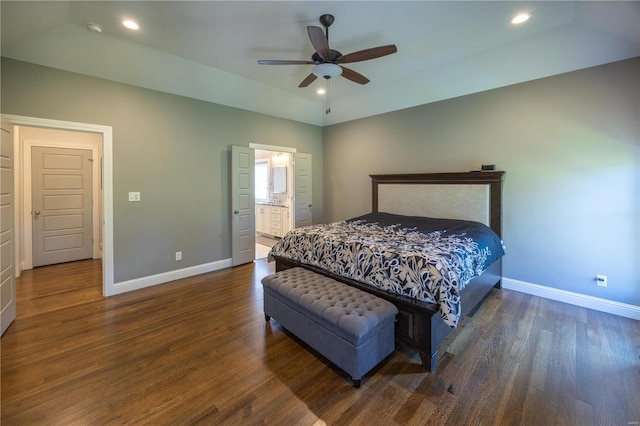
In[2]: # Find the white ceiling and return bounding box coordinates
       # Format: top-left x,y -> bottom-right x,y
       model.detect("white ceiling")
2,1 -> 639,126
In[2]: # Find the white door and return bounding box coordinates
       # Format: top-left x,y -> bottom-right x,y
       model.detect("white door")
1,118 -> 16,335
231,145 -> 255,266
294,153 -> 312,228
31,146 -> 93,267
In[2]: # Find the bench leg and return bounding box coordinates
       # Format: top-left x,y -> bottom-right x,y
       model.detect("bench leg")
264,313 -> 271,322
352,378 -> 361,388
419,350 -> 437,372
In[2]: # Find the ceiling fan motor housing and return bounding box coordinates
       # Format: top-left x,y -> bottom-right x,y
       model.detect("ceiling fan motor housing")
311,50 -> 343,64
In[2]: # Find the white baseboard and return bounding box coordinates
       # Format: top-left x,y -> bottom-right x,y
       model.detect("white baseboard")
112,258 -> 233,295
502,278 -> 640,321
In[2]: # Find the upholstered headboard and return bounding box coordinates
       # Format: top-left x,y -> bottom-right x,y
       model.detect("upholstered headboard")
370,171 -> 505,237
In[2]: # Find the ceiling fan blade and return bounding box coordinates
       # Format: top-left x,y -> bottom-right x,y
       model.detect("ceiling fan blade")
307,26 -> 331,61
298,73 -> 318,88
336,45 -> 398,63
340,66 -> 370,85
258,60 -> 315,65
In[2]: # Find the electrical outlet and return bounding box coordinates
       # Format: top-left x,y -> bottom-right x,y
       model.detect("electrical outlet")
128,192 -> 141,202
596,274 -> 607,287
175,251 -> 182,261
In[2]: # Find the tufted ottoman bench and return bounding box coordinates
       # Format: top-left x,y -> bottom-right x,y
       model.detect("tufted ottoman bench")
261,267 -> 398,387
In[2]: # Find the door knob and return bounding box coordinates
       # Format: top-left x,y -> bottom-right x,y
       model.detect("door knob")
234,210 -> 240,214
308,204 -> 312,208
34,210 -> 41,216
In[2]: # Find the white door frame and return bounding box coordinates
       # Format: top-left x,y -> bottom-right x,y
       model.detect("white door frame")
23,136 -> 102,269
3,115 -> 114,297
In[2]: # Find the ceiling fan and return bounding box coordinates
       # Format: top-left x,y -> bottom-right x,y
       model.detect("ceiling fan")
258,14 -> 397,88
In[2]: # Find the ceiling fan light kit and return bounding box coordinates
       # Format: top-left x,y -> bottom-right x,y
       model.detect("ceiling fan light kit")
312,63 -> 342,79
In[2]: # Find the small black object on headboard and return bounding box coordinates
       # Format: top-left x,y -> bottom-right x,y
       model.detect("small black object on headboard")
481,164 -> 496,171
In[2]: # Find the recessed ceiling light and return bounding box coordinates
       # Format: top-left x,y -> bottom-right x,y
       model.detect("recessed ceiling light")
511,12 -> 532,25
86,23 -> 103,34
317,88 -> 326,95
122,19 -> 140,30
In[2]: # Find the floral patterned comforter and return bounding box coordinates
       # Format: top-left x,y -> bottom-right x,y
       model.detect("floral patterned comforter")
268,212 -> 504,327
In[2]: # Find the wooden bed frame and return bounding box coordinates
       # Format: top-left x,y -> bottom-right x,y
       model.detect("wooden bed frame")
273,171 -> 506,371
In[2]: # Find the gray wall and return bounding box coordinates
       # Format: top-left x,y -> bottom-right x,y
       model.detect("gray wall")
1,58 -> 323,283
323,57 -> 639,306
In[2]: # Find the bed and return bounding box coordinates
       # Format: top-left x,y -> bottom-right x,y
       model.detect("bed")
269,171 -> 505,371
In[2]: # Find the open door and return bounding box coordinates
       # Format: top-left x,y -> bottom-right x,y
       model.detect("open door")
231,145 -> 255,266
1,117 -> 16,335
294,153 -> 312,228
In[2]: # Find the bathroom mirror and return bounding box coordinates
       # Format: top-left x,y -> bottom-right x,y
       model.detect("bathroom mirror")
272,166 -> 286,194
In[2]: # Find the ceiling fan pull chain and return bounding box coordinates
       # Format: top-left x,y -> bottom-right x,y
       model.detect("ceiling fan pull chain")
325,79 -> 331,115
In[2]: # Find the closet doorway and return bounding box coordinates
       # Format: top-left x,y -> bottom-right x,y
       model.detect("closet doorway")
19,126 -> 102,269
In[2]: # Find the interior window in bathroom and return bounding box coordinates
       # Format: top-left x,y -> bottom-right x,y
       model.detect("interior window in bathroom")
255,161 -> 269,202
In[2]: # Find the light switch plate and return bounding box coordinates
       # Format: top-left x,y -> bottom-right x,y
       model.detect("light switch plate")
128,192 -> 141,202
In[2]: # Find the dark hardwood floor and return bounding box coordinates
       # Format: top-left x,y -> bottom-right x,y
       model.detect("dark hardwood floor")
1,259 -> 638,425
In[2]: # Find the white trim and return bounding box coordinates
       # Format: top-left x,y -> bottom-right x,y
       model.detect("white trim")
12,126 -> 22,278
249,143 -> 296,153
111,258 -> 233,295
2,114 -> 114,297
502,277 -> 640,321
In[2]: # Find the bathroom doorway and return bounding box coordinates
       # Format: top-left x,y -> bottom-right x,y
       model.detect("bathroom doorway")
254,149 -> 292,260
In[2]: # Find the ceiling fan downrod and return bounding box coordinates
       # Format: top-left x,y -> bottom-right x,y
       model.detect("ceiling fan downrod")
319,14 -> 334,43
